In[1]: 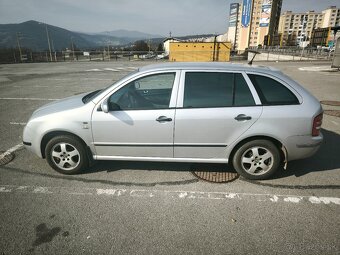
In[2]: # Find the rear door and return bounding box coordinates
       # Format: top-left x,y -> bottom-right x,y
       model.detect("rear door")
174,71 -> 262,160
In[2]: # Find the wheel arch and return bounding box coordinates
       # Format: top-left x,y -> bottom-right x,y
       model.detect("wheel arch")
40,131 -> 91,159
229,135 -> 287,167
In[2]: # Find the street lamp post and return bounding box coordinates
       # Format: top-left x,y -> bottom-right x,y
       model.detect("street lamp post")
71,37 -> 75,61
16,32 -> 23,62
45,25 -> 53,62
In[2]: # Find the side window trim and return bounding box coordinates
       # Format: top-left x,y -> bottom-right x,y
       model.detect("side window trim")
241,72 -> 262,105
245,71 -> 302,105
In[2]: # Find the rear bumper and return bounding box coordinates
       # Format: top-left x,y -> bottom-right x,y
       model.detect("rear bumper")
285,133 -> 323,161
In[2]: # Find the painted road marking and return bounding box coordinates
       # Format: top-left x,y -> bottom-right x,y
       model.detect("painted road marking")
0,97 -> 59,101
103,68 -> 119,72
0,184 -> 339,206
0,143 -> 24,161
10,122 -> 27,126
86,69 -> 101,72
86,67 -> 138,72
14,85 -> 63,88
298,66 -> 335,72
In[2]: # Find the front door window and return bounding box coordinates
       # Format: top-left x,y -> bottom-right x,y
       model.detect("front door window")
109,73 -> 176,111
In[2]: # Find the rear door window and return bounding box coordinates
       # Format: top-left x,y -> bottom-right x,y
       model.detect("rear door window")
248,74 -> 299,105
183,72 -> 255,108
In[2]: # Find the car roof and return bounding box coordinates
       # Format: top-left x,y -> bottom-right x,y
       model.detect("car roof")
138,62 -> 281,74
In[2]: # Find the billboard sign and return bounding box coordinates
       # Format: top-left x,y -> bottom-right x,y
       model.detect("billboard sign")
241,0 -> 252,27
229,3 -> 239,27
260,0 -> 272,27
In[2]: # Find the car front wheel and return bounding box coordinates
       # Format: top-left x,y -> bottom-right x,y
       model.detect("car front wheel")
45,135 -> 88,174
232,140 -> 281,180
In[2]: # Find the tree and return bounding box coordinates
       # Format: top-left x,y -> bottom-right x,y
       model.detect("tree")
133,40 -> 149,52
156,43 -> 164,52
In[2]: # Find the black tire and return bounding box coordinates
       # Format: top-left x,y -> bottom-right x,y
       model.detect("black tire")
232,140 -> 281,180
45,135 -> 88,174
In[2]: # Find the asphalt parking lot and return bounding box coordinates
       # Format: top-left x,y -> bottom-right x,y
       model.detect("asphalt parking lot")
0,60 -> 339,254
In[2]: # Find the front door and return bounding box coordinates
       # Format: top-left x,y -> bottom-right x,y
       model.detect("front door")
91,72 -> 178,158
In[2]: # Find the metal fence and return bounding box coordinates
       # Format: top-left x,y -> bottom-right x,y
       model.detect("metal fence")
0,50 -> 168,64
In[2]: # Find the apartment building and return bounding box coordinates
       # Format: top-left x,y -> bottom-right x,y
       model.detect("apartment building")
278,6 -> 340,46
279,11 -> 323,46
321,6 -> 340,27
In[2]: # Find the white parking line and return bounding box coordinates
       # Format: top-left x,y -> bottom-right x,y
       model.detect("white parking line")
0,97 -> 59,101
0,143 -> 24,160
86,69 -> 101,72
0,184 -> 339,206
13,85 -> 63,88
85,67 -> 137,72
103,68 -> 119,72
10,122 -> 27,126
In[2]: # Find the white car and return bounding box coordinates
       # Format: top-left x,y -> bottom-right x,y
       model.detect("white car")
23,62 -> 323,179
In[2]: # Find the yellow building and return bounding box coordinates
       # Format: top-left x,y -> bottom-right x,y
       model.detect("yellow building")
169,42 -> 231,62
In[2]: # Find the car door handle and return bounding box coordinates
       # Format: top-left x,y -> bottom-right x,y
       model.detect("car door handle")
156,116 -> 173,122
234,114 -> 252,121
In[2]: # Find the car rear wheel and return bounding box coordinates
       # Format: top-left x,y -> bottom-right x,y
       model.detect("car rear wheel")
232,140 -> 280,180
45,135 -> 88,174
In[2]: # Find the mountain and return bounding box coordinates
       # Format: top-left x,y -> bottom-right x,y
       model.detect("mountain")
1,21 -> 86,50
99,29 -> 163,40
0,20 -> 216,51
0,20 -> 154,51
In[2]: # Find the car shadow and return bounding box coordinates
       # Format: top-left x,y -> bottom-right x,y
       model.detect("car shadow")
271,128 -> 340,179
84,160 -> 234,175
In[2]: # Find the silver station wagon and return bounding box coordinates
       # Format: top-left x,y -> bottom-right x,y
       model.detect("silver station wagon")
23,62 -> 323,179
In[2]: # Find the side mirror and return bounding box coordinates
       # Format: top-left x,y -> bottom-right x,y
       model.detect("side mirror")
100,98 -> 121,113
101,98 -> 109,113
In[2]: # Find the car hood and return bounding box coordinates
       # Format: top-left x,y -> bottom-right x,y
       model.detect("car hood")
30,92 -> 89,120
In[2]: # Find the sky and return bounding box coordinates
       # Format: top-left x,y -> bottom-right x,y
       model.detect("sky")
0,0 -> 338,36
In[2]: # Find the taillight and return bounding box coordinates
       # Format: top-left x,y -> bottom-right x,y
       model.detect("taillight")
312,113 -> 323,137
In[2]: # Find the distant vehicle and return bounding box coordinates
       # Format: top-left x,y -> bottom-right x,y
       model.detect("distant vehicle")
23,62 -> 323,179
139,52 -> 155,59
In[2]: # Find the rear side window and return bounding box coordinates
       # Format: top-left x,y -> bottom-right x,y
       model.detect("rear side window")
183,72 -> 255,108
248,74 -> 299,105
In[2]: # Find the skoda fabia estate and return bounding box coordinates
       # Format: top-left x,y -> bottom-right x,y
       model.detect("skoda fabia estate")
23,62 -> 323,179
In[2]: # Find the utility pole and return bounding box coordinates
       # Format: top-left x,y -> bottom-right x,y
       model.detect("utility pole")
16,32 -> 23,62
45,24 -> 53,62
